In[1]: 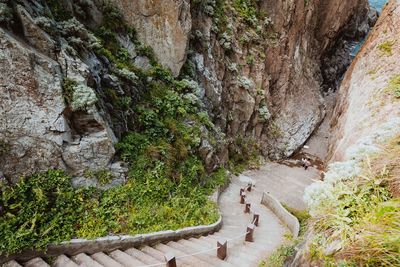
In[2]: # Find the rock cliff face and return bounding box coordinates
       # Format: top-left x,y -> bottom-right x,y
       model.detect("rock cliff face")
288,1 -> 400,265
109,0 -> 191,77
0,0 -> 372,183
329,0 -> 400,162
185,0 -> 372,158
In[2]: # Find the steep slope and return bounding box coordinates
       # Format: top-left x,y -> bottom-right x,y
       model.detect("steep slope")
289,1 -> 400,265
183,0 -> 373,158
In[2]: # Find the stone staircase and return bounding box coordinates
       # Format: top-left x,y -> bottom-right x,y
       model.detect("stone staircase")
2,163 -> 317,267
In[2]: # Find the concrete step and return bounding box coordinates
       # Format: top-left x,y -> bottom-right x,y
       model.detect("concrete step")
171,240 -> 234,267
52,255 -> 78,267
91,252 -> 123,267
2,260 -> 22,267
190,237 -> 215,248
140,246 -> 165,262
71,253 -> 103,267
207,233 -> 263,255
153,243 -> 209,267
24,258 -> 50,267
125,248 -> 162,265
108,250 -> 145,267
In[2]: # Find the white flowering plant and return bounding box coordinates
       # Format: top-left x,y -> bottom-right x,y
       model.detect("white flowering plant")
70,84 -> 98,111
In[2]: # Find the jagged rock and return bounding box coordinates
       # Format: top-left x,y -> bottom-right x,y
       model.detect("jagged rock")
16,5 -> 55,58
134,56 -> 152,72
110,0 -> 192,76
0,25 -> 119,183
62,130 -> 115,174
330,0 -> 400,162
189,0 -> 372,159
0,28 -> 67,182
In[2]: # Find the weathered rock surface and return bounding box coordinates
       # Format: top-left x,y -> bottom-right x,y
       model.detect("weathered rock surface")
0,0 -> 374,183
110,0 -> 192,76
329,0 -> 400,162
287,1 -> 400,265
188,0 -> 371,159
0,28 -> 67,181
0,5 -> 119,183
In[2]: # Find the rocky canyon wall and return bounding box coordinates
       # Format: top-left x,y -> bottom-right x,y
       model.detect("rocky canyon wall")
108,0 -> 191,77
0,0 -> 372,183
329,0 -> 400,163
185,0 -> 372,159
289,1 -> 400,265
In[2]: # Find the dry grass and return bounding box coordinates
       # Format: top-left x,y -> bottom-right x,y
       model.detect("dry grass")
369,135 -> 400,197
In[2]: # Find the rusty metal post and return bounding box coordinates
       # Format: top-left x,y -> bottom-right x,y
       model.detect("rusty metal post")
244,202 -> 251,213
245,224 -> 255,242
217,239 -> 227,260
253,213 -> 260,226
247,183 -> 252,192
240,192 -> 246,204
165,252 -> 176,267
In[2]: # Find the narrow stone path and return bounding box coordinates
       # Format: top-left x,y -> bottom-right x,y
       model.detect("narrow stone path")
242,162 -> 319,211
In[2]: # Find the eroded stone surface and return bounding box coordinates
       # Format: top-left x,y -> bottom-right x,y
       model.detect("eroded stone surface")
111,0 -> 192,76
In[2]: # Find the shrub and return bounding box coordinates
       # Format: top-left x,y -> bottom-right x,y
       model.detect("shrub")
233,0 -> 260,26
306,162 -> 400,266
43,0 -> 72,21
70,84 -> 98,111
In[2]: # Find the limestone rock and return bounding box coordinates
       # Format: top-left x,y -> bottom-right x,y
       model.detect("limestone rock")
15,5 -> 55,59
330,0 -> 400,162
0,26 -> 119,183
111,0 -> 192,76
0,29 -> 66,182
189,0 -> 371,159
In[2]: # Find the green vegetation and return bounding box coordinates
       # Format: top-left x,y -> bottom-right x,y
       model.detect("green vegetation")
84,169 -> 114,186
259,241 -> 296,267
43,0 -> 72,21
61,78 -> 97,111
308,136 -> 400,266
377,40 -> 396,56
0,2 -> 231,256
0,167 -> 225,254
228,137 -> 261,175
233,0 -> 262,26
385,74 -> 400,99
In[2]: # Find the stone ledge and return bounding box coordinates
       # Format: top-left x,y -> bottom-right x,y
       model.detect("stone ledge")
261,192 -> 300,238
0,176 -> 231,263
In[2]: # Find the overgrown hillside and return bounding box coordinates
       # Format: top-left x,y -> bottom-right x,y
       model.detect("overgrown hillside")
0,0 -> 229,255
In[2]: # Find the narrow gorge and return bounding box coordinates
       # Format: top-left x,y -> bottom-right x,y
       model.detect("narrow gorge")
0,0 -> 399,266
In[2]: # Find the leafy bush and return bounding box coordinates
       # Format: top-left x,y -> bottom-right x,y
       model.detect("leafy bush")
70,84 -> 98,111
233,0 -> 261,26
0,164 -> 226,255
